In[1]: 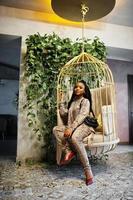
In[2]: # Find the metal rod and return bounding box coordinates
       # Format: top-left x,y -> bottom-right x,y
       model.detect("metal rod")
81,4 -> 89,53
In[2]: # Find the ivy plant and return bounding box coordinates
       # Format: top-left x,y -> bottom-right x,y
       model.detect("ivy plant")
24,33 -> 107,161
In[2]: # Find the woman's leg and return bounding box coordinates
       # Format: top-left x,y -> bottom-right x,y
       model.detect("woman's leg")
53,126 -> 65,146
70,124 -> 94,183
53,126 -> 71,164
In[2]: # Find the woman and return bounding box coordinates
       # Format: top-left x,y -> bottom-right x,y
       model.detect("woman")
53,80 -> 95,185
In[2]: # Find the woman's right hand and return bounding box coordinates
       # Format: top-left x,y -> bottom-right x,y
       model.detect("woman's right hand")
64,128 -> 72,138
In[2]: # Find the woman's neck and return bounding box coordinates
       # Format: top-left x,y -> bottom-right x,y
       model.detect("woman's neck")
74,95 -> 84,100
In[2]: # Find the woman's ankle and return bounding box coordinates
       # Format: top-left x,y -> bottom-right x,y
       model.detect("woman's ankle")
84,168 -> 93,179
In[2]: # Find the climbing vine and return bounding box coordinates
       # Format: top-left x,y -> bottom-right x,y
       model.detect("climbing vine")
24,33 -> 107,161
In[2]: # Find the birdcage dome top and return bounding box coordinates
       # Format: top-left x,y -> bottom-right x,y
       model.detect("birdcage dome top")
59,52 -> 113,90
64,52 -> 105,65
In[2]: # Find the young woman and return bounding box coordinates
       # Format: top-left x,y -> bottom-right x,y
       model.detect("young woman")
53,80 -> 95,185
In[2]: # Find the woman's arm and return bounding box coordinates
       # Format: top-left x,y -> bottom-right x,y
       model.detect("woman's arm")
58,90 -> 68,117
59,102 -> 68,117
68,99 -> 90,132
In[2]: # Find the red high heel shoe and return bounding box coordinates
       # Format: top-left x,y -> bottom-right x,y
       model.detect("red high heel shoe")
86,177 -> 94,185
60,151 -> 75,166
84,169 -> 94,186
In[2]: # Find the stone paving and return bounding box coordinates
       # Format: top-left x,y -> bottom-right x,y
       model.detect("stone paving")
0,145 -> 133,200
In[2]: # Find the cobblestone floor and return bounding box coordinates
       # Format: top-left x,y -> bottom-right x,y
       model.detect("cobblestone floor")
0,145 -> 133,200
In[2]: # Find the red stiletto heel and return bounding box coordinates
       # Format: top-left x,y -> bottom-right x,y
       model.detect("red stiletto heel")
84,168 -> 94,186
86,177 -> 94,185
60,151 -> 75,166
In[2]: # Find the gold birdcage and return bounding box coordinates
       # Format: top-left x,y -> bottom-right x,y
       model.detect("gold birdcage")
56,3 -> 119,155
57,52 -> 119,155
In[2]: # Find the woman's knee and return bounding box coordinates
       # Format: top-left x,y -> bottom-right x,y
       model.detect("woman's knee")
71,133 -> 81,143
53,126 -> 65,142
53,126 -> 58,136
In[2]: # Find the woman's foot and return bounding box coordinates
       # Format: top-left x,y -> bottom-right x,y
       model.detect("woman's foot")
86,177 -> 93,185
60,151 -> 75,166
84,168 -> 94,186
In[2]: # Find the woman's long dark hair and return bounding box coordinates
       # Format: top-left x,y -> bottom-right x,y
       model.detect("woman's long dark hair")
68,80 -> 93,112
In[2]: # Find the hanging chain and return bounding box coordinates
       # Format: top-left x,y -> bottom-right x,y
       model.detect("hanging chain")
81,4 -> 89,53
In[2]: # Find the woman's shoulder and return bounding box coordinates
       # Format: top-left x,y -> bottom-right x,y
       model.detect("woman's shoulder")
81,97 -> 90,105
82,97 -> 90,102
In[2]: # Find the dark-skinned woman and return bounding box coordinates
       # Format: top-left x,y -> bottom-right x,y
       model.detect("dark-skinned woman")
53,80 -> 95,185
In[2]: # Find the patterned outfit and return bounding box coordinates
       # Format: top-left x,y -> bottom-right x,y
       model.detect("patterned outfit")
53,96 -> 95,170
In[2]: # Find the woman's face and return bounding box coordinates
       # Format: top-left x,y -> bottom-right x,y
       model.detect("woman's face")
74,82 -> 85,96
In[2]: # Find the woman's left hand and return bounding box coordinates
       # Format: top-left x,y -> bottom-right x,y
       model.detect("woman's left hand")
64,128 -> 72,138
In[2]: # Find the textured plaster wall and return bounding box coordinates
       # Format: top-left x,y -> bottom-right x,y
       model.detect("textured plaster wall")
17,63 -> 45,162
108,59 -> 133,143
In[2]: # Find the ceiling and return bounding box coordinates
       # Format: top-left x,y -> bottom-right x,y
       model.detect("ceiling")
100,0 -> 133,27
0,0 -> 133,61
0,0 -> 133,27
